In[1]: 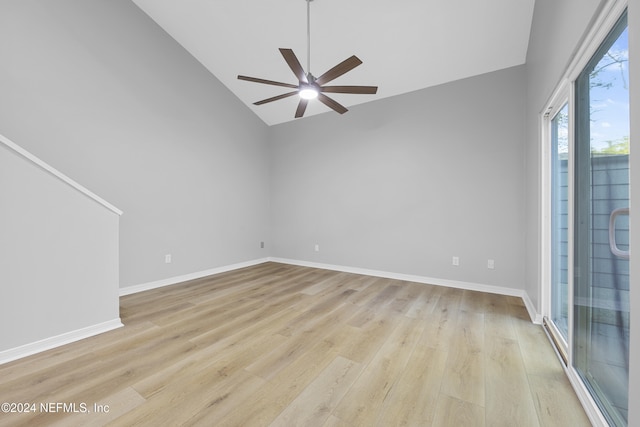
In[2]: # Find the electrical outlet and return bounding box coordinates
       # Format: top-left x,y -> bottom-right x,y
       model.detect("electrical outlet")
452,256 -> 459,266
260,241 -> 265,249
314,244 -> 320,252
165,254 -> 172,264
488,259 -> 495,269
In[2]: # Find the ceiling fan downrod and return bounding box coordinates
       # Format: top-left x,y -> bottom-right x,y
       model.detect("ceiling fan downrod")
306,0 -> 313,78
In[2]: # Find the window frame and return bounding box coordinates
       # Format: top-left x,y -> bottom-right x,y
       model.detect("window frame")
541,92 -> 573,365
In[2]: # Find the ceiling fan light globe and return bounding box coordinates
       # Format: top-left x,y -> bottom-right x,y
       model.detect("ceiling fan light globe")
299,87 -> 319,100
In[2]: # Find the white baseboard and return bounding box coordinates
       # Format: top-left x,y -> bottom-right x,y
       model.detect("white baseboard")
119,258 -> 271,296
0,318 -> 123,365
270,257 -> 522,296
521,290 -> 543,324
120,256 -> 542,324
269,257 -> 540,322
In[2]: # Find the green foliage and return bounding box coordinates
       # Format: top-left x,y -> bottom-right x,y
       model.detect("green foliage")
591,136 -> 630,155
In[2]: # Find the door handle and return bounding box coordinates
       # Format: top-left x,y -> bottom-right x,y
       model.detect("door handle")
609,207 -> 630,259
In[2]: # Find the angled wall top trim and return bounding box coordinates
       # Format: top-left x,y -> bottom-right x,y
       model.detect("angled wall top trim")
0,133 -> 123,216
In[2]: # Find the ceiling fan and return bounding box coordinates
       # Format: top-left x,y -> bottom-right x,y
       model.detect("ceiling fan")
237,0 -> 378,119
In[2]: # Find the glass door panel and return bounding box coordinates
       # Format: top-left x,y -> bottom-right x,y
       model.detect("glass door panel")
551,103 -> 570,345
574,11 -> 629,426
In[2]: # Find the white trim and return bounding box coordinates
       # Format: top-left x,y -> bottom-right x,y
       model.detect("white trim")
566,81 -> 577,368
270,257 -> 522,296
565,0 -> 628,83
119,258 -> 271,296
540,86 -> 570,318
540,108 -> 551,320
0,319 -> 123,365
0,133 -> 123,216
521,291 -> 544,324
540,89 -> 572,352
566,367 -> 611,427
270,257 -> 540,323
120,255 -> 541,323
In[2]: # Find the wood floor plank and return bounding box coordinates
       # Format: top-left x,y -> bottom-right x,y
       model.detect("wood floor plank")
510,304 -> 566,378
269,356 -> 362,427
363,282 -> 402,311
404,283 -> 440,319
387,281 -> 425,316
0,262 -> 589,427
321,415 -> 351,427
346,277 -> 388,307
483,293 -> 515,316
432,395 -> 485,427
332,316 -> 424,426
336,312 -> 401,364
300,272 -> 351,296
114,368 -> 267,426
344,274 -> 379,292
485,336 -> 540,427
439,310 -> 485,406
460,289 -> 492,314
246,302 -> 357,380
215,337 -> 341,427
187,293 -> 305,347
3,323 -> 190,404
276,289 -> 357,338
420,304 -> 460,351
131,331 -> 288,399
375,345 -> 448,426
434,286 -> 464,313
49,386 -> 146,427
186,372 -> 268,426
484,312 -> 518,340
527,372 -> 592,426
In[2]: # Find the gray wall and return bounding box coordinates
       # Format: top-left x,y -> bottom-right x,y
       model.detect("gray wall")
1,142 -> 119,352
0,0 -> 270,288
270,66 -> 526,290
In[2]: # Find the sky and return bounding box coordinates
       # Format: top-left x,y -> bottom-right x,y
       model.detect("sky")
589,27 -> 629,152
553,26 -> 629,155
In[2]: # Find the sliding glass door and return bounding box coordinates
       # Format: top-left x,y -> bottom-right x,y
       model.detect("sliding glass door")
574,11 -> 629,426
545,6 -> 630,425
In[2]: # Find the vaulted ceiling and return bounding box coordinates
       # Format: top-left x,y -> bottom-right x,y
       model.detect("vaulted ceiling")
131,0 -> 536,126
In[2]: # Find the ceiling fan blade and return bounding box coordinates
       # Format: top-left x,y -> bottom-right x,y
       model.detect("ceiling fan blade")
295,99 -> 308,118
253,91 -> 299,105
238,75 -> 298,89
318,93 -> 348,114
315,55 -> 363,86
279,48 -> 308,84
321,85 -> 378,94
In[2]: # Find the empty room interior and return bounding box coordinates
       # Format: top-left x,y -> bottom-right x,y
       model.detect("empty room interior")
0,0 -> 638,426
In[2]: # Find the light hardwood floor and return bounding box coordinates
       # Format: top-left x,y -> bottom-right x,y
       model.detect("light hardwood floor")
0,262 -> 591,426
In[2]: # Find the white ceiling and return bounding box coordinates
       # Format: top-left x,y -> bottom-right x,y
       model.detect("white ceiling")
131,0 -> 536,126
